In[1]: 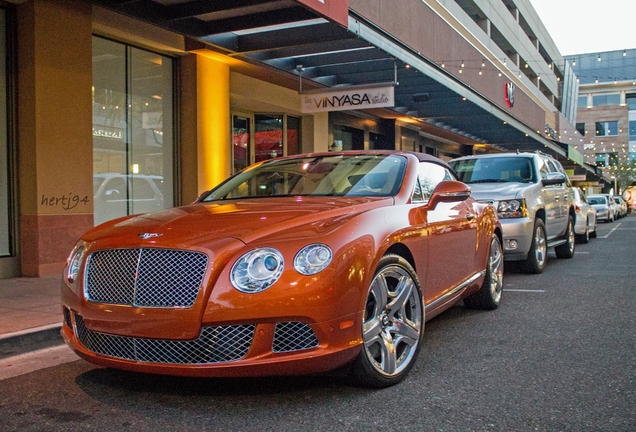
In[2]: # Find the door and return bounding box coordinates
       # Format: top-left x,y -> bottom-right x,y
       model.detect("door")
232,112 -> 253,174
415,161 -> 478,303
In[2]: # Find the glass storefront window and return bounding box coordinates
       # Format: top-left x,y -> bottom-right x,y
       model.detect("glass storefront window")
287,116 -> 300,156
333,125 -> 363,151
92,37 -> 174,226
255,114 -> 283,163
232,114 -> 300,173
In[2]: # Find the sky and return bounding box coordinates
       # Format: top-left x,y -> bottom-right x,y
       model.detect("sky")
529,0 -> 636,56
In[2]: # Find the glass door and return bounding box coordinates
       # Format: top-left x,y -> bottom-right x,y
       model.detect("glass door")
232,112 -> 253,173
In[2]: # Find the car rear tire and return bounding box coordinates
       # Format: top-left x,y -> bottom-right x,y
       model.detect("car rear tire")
577,218 -> 590,244
520,219 -> 547,274
350,254 -> 424,388
555,216 -> 575,259
464,234 -> 503,310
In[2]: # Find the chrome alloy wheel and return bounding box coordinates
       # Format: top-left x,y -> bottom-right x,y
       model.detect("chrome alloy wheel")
362,264 -> 423,377
533,224 -> 547,268
487,236 -> 504,305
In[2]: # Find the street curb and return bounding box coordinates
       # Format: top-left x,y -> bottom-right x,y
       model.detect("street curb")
0,323 -> 64,360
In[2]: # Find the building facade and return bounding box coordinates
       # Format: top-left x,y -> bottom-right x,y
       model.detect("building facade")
0,0 -> 594,278
566,48 -> 636,193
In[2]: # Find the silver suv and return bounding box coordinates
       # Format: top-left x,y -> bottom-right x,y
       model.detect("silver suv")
449,152 -> 576,274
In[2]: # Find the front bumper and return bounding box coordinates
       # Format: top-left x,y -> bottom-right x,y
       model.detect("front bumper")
61,305 -> 361,377
499,217 -> 534,261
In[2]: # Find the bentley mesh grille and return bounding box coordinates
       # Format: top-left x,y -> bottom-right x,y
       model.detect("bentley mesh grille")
74,314 -> 254,364
85,248 -> 208,307
272,322 -> 319,352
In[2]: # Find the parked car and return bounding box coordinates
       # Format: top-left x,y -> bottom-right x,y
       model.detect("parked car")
450,151 -> 576,274
588,194 -> 614,222
613,195 -> 628,219
62,151 -> 503,388
572,188 -> 597,243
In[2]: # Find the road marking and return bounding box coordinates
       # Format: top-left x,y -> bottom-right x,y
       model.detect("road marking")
599,223 -> 622,238
575,251 -> 589,254
504,289 -> 545,293
0,345 -> 79,381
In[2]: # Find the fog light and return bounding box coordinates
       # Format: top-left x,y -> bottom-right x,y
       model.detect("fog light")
506,239 -> 519,250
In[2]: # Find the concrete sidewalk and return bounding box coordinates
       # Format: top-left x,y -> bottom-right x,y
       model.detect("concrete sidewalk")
0,275 -> 64,359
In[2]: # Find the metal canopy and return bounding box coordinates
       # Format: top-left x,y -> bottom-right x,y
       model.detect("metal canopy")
91,0 -> 603,180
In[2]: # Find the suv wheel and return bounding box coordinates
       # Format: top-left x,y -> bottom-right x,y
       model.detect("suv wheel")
555,216 -> 575,259
521,219 -> 547,274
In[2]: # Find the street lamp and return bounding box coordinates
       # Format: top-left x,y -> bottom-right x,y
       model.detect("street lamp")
611,175 -> 617,195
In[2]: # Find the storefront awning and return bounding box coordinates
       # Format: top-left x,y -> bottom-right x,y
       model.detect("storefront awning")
91,0 -> 600,178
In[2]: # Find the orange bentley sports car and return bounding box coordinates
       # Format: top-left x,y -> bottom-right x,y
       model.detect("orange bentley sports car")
61,151 -> 503,388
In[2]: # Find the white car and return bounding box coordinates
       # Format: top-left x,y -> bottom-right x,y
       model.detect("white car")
588,194 -> 614,223
572,188 -> 597,243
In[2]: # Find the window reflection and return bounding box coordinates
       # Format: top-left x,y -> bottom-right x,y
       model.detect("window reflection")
92,37 -> 173,226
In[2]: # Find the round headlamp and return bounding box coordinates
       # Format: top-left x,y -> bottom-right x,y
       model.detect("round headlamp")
66,245 -> 86,285
294,244 -> 332,275
230,248 -> 284,293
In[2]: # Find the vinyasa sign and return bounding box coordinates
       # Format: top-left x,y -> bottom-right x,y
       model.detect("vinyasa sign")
301,86 -> 395,113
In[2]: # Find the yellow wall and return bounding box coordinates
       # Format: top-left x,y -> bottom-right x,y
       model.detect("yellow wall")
18,0 -> 94,217
196,54 -> 231,192
17,0 -> 94,275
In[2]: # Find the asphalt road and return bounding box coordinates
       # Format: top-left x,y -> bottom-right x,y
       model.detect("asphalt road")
1,215 -> 634,431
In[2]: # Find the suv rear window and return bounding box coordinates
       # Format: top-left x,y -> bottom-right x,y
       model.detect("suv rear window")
451,157 -> 534,184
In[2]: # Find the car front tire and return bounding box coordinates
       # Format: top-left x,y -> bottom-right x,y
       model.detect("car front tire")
350,254 -> 424,388
464,233 -> 504,310
521,219 -> 547,274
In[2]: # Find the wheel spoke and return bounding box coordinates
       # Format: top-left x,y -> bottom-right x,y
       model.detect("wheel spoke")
362,315 -> 383,344
378,331 -> 397,374
387,275 -> 414,316
369,274 -> 389,310
391,318 -> 420,346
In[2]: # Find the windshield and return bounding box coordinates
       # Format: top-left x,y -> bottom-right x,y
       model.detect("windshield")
588,197 -> 606,205
450,157 -> 535,184
201,154 -> 407,201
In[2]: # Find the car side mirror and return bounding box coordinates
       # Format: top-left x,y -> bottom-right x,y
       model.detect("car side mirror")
542,172 -> 566,186
427,180 -> 471,209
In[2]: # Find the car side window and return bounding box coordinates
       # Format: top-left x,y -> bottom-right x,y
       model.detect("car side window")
537,158 -> 549,180
414,162 -> 454,201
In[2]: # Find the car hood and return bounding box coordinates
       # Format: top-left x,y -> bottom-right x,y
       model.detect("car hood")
466,182 -> 532,201
82,196 -> 391,248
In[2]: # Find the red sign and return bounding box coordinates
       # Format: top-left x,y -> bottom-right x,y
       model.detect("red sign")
504,82 -> 515,108
294,0 -> 349,27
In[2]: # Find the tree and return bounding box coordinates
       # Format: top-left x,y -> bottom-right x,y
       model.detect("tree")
608,159 -> 636,194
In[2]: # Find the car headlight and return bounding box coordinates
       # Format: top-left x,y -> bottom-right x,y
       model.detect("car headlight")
294,244 -> 332,275
66,244 -> 86,286
497,199 -> 528,219
230,248 -> 284,293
